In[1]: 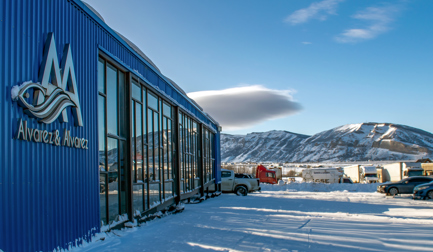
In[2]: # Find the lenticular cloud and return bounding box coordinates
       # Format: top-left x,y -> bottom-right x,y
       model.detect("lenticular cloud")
188,85 -> 302,131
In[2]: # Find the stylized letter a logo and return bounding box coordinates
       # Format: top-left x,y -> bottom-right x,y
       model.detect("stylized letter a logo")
14,33 -> 84,126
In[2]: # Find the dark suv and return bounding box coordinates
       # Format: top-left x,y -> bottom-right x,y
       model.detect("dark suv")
377,176 -> 433,196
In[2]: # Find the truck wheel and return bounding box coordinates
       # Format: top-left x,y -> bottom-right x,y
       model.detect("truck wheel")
235,186 -> 248,196
388,187 -> 398,196
427,191 -> 433,199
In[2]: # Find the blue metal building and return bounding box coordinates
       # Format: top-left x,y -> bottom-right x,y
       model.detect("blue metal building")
0,1 -> 221,251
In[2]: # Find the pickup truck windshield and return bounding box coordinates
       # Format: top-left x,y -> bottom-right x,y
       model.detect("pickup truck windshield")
266,173 -> 275,178
221,171 -> 231,178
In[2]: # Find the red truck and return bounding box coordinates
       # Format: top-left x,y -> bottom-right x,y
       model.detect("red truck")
255,164 -> 278,184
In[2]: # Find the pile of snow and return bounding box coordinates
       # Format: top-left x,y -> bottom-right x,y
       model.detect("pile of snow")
11,80 -> 33,101
261,182 -> 379,192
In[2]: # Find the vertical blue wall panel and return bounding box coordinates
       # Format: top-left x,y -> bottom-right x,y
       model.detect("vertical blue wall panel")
0,0 -> 220,251
1,1 -> 100,251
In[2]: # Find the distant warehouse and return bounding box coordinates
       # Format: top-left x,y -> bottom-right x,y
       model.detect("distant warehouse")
0,1 -> 221,251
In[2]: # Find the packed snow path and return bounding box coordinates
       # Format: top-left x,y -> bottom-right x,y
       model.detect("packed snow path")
75,188 -> 433,252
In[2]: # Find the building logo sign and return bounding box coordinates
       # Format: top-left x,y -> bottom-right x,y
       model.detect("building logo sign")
12,33 -> 88,149
12,33 -> 83,126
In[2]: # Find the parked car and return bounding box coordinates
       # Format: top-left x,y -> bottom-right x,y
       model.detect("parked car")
377,176 -> 433,196
221,169 -> 261,196
413,182 -> 433,200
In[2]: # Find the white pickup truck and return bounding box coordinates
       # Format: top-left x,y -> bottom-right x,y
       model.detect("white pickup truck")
221,169 -> 261,196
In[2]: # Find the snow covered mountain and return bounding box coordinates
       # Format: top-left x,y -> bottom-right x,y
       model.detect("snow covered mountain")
221,123 -> 433,162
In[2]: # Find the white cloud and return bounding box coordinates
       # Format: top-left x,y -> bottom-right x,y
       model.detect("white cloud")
335,4 -> 401,43
302,42 -> 313,45
188,85 -> 302,131
285,0 -> 344,25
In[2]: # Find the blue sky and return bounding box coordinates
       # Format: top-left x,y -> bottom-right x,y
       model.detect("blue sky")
85,0 -> 433,136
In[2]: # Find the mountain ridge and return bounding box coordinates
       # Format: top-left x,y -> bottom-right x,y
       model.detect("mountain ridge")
221,122 -> 433,163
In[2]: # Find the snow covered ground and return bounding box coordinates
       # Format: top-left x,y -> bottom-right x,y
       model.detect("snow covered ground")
73,183 -> 433,252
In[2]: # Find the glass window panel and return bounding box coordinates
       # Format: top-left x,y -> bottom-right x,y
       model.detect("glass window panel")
179,123 -> 183,154
155,148 -> 159,181
211,159 -> 215,179
148,110 -> 154,180
148,92 -> 158,111
195,142 -> 199,180
180,179 -> 184,194
132,103 -> 136,182
98,95 -> 106,172
210,133 -> 214,158
154,112 -> 159,148
136,104 -> 143,182
107,138 -> 118,174
100,174 -> 106,224
192,132 -> 196,155
107,153 -> 119,222
142,89 -> 147,142
180,124 -> 184,179
206,155 -> 210,183
195,178 -> 199,189
164,182 -> 173,199
191,156 -> 194,187
98,58 -> 105,94
119,71 -> 127,138
163,118 -> 168,181
186,118 -> 190,153
187,155 -> 191,190
148,110 -> 153,148
191,155 -> 194,190
192,153 -> 195,182
107,138 -> 119,222
119,140 -> 127,215
106,64 -> 118,135
168,121 -> 172,181
190,120 -> 193,152
143,145 -> 148,183
184,124 -> 187,153
132,80 -> 141,101
149,183 -> 160,208
133,184 -> 143,213
163,102 -> 171,118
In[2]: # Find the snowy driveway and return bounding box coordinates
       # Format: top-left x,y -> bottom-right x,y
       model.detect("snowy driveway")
75,189 -> 433,252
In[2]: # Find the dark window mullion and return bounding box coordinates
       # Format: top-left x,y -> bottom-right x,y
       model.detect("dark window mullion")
132,102 -> 137,183
116,69 -> 122,217
103,59 -> 109,225
158,100 -> 163,200
142,87 -> 147,210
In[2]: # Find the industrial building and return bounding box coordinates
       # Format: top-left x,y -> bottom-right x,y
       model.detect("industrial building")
0,1 -> 221,251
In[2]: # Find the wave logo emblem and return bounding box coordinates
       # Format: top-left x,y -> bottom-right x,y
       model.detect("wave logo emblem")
12,33 -> 83,126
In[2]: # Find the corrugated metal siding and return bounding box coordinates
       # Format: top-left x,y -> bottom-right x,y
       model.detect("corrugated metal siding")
1,1 -> 100,251
0,0 -> 221,251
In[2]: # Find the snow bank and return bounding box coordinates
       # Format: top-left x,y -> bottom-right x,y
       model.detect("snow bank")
260,182 -> 379,192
